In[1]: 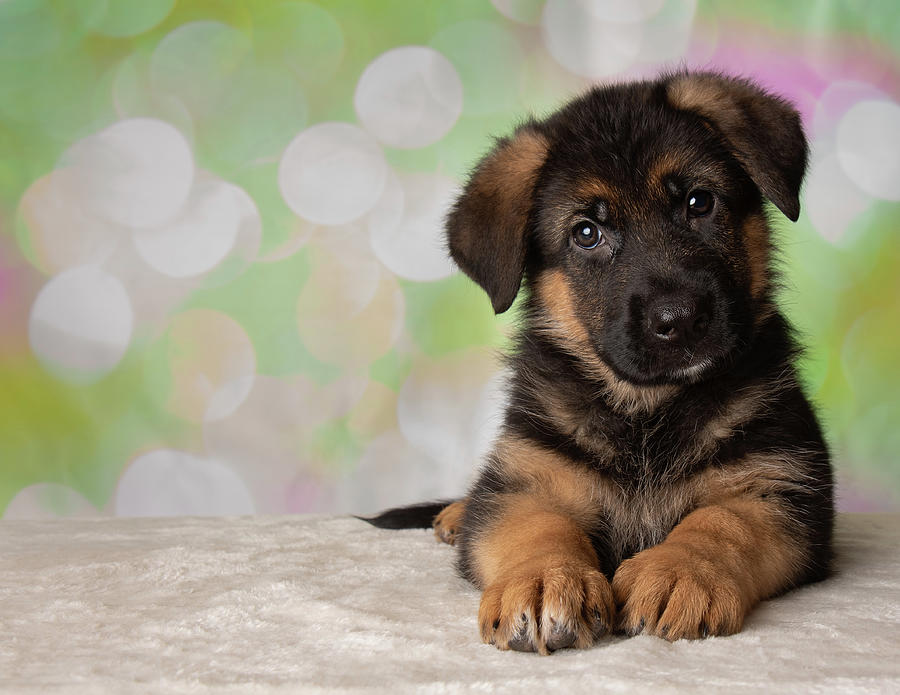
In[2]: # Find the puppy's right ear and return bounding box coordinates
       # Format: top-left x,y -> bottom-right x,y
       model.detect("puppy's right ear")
446,124 -> 549,314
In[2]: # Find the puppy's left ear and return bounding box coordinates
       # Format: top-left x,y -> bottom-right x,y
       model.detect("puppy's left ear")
446,123 -> 549,314
666,72 -> 808,221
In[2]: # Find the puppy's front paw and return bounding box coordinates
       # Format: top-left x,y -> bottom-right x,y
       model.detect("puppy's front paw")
479,560 -> 614,655
433,501 -> 464,545
612,544 -> 748,641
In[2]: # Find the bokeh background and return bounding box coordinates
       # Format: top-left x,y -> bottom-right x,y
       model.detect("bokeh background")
1,0 -> 898,519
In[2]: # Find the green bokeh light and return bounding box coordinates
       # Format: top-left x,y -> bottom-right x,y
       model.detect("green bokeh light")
1,0 -> 899,516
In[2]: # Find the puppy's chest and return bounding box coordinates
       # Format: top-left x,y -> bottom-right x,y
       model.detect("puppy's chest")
538,388 -> 724,555
573,408 -> 709,558
596,480 -> 698,561
571,403 -> 700,482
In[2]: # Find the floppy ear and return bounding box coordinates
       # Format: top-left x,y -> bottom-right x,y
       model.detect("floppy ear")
446,124 -> 549,314
666,72 -> 808,221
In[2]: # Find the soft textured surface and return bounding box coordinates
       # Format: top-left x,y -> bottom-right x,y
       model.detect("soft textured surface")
1,513 -> 898,694
4,2 -> 900,524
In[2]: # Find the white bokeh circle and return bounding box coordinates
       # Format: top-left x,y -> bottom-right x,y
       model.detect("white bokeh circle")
812,80 -> 890,140
61,118 -> 194,229
133,177 -> 241,278
29,265 -> 134,380
804,146 -> 871,244
115,449 -> 255,517
490,0 -> 545,24
181,177 -> 263,287
836,99 -> 900,201
203,373 -> 368,513
368,171 -> 459,282
255,1 -> 345,85
430,21 -> 524,117
397,350 -> 508,485
165,309 -> 256,423
149,21 -> 251,119
541,0 -> 643,78
214,180 -> 263,281
582,0 -> 666,22
541,0 -> 695,77
332,430 -> 444,516
279,122 -> 387,225
296,244 -> 405,368
112,52 -> 196,138
366,167 -> 405,247
3,483 -> 99,520
635,0 -> 696,64
19,170 -> 121,274
354,46 -> 463,149
308,235 -> 383,314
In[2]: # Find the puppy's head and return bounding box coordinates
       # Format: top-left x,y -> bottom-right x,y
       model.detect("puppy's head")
447,72 -> 807,386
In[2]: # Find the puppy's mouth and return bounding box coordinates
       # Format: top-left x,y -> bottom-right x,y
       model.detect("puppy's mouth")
597,334 -> 742,388
668,357 -> 716,383
651,332 -> 743,385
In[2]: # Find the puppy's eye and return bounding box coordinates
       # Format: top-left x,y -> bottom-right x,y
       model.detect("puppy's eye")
686,189 -> 714,217
572,221 -> 604,249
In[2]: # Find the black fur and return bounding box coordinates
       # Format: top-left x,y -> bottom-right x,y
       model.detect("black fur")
359,501 -> 454,529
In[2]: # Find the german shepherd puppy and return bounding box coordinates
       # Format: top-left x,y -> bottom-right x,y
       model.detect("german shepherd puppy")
365,71 -> 833,655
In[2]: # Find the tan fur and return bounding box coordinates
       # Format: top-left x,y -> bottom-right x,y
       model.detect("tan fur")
646,148 -> 729,192
478,408 -> 810,570
707,452 -> 820,503
701,391 -> 765,446
468,128 -> 548,244
489,434 -> 692,570
667,75 -> 746,135
448,127 -> 550,313
493,433 -> 813,578
612,495 -> 803,640
742,213 -> 772,302
472,494 -> 599,590
742,212 -> 780,328
514,377 -> 617,459
607,452 -> 814,640
433,501 -> 465,545
496,129 -> 549,186
686,379 -> 785,467
463,430 -> 814,649
473,494 -> 614,655
647,149 -> 731,203
600,451 -> 813,559
532,269 -> 677,414
496,436 -> 603,524
593,478 -> 697,561
570,178 -> 618,206
647,150 -> 684,191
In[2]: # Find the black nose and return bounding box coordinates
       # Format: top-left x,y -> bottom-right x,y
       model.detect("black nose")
649,295 -> 711,348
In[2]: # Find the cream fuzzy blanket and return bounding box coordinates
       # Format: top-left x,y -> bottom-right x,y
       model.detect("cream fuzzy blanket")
1,514 -> 898,694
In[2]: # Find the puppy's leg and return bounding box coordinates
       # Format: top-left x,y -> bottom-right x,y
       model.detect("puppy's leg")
613,495 -> 808,640
464,492 -> 613,655
433,500 -> 465,545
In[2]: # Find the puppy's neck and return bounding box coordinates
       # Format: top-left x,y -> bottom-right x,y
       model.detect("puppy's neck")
593,363 -> 680,416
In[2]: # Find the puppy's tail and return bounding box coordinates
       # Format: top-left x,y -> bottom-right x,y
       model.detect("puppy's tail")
356,500 -> 456,529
